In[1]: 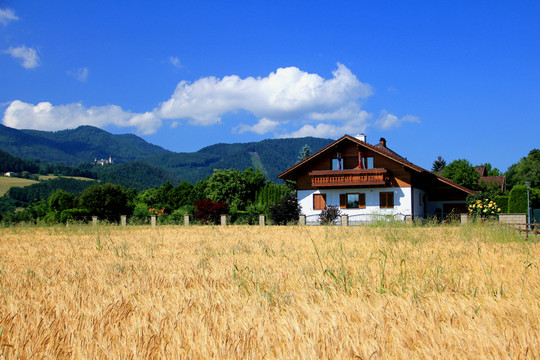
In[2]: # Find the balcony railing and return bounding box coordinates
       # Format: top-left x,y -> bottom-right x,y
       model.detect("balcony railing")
309,168 -> 388,187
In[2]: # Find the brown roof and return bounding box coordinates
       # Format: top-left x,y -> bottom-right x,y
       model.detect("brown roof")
479,176 -> 506,191
278,134 -> 475,195
475,166 -> 487,176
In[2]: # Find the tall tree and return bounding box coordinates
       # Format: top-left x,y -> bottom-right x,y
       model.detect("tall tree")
505,149 -> 540,190
80,183 -> 131,221
442,159 -> 480,190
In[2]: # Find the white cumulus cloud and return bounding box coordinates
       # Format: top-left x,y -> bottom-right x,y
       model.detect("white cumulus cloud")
6,46 -> 39,69
1,64 -> 419,138
158,63 -> 372,133
375,110 -> 420,129
0,8 -> 18,25
3,100 -> 161,135
234,117 -> 280,135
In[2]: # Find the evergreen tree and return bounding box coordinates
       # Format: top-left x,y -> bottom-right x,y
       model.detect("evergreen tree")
431,156 -> 446,173
298,144 -> 311,162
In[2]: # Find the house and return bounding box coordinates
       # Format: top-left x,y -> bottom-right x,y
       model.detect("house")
474,166 -> 506,192
278,134 -> 475,223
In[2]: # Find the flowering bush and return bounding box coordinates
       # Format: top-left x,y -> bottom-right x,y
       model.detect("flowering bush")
468,199 -> 501,217
149,208 -> 165,216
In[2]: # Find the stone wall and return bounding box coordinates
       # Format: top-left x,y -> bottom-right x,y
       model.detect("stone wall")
498,214 -> 527,230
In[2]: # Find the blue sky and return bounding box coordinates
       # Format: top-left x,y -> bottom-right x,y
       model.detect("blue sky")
1,1 -> 539,173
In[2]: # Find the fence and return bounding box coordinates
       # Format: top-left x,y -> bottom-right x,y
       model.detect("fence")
88,214 -> 267,226
299,213 -> 412,226
86,213 -> 417,227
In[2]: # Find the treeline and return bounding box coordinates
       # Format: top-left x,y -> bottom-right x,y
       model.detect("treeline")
1,168 -> 299,226
435,149 -> 540,216
0,149 -> 96,179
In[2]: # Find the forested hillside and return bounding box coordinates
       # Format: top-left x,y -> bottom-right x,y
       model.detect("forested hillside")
0,124 -> 333,183
145,137 -> 334,183
95,162 -> 181,191
0,125 -> 171,164
0,149 -> 40,173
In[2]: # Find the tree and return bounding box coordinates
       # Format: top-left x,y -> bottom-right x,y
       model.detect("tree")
442,159 -> 480,190
298,144 -> 311,161
48,189 -> 79,212
204,168 -> 266,210
80,183 -> 131,221
169,182 -> 196,208
505,149 -> 540,190
431,156 -> 446,173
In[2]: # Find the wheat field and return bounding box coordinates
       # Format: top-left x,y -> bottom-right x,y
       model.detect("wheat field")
0,224 -> 538,359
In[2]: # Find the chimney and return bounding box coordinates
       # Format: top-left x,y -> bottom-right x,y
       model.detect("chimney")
379,137 -> 387,147
355,133 -> 366,142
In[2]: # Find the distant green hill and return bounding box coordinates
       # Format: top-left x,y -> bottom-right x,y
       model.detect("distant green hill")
96,162 -> 181,191
0,125 -> 171,165
0,124 -> 334,184
144,137 -> 334,183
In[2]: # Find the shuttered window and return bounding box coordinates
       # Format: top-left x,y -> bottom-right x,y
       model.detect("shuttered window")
339,193 -> 366,208
379,192 -> 394,208
313,194 -> 326,210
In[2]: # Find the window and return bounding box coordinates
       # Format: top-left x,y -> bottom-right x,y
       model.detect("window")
379,192 -> 394,208
365,157 -> 374,169
332,158 -> 343,170
313,193 -> 326,210
340,193 -> 366,209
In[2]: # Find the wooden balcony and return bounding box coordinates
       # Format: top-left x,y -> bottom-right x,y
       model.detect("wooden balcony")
309,168 -> 389,188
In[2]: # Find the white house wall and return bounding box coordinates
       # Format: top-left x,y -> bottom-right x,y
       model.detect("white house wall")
298,187 -> 412,218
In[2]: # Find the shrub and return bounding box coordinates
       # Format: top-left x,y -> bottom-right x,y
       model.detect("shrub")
1,210 -> 34,226
130,203 -> 149,224
494,195 -> 509,213
60,208 -> 90,224
269,193 -> 301,225
195,199 -> 229,224
468,198 -> 501,217
508,185 -> 527,213
319,205 -> 341,225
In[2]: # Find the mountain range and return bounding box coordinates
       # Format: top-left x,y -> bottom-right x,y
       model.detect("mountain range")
0,125 -> 333,183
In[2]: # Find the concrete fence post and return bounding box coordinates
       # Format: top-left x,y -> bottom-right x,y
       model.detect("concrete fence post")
184,214 -> 190,226
221,214 -> 228,226
341,214 -> 348,226
299,215 -> 306,226
121,215 -> 127,226
92,216 -> 98,226
151,215 -> 157,226
259,214 -> 266,226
